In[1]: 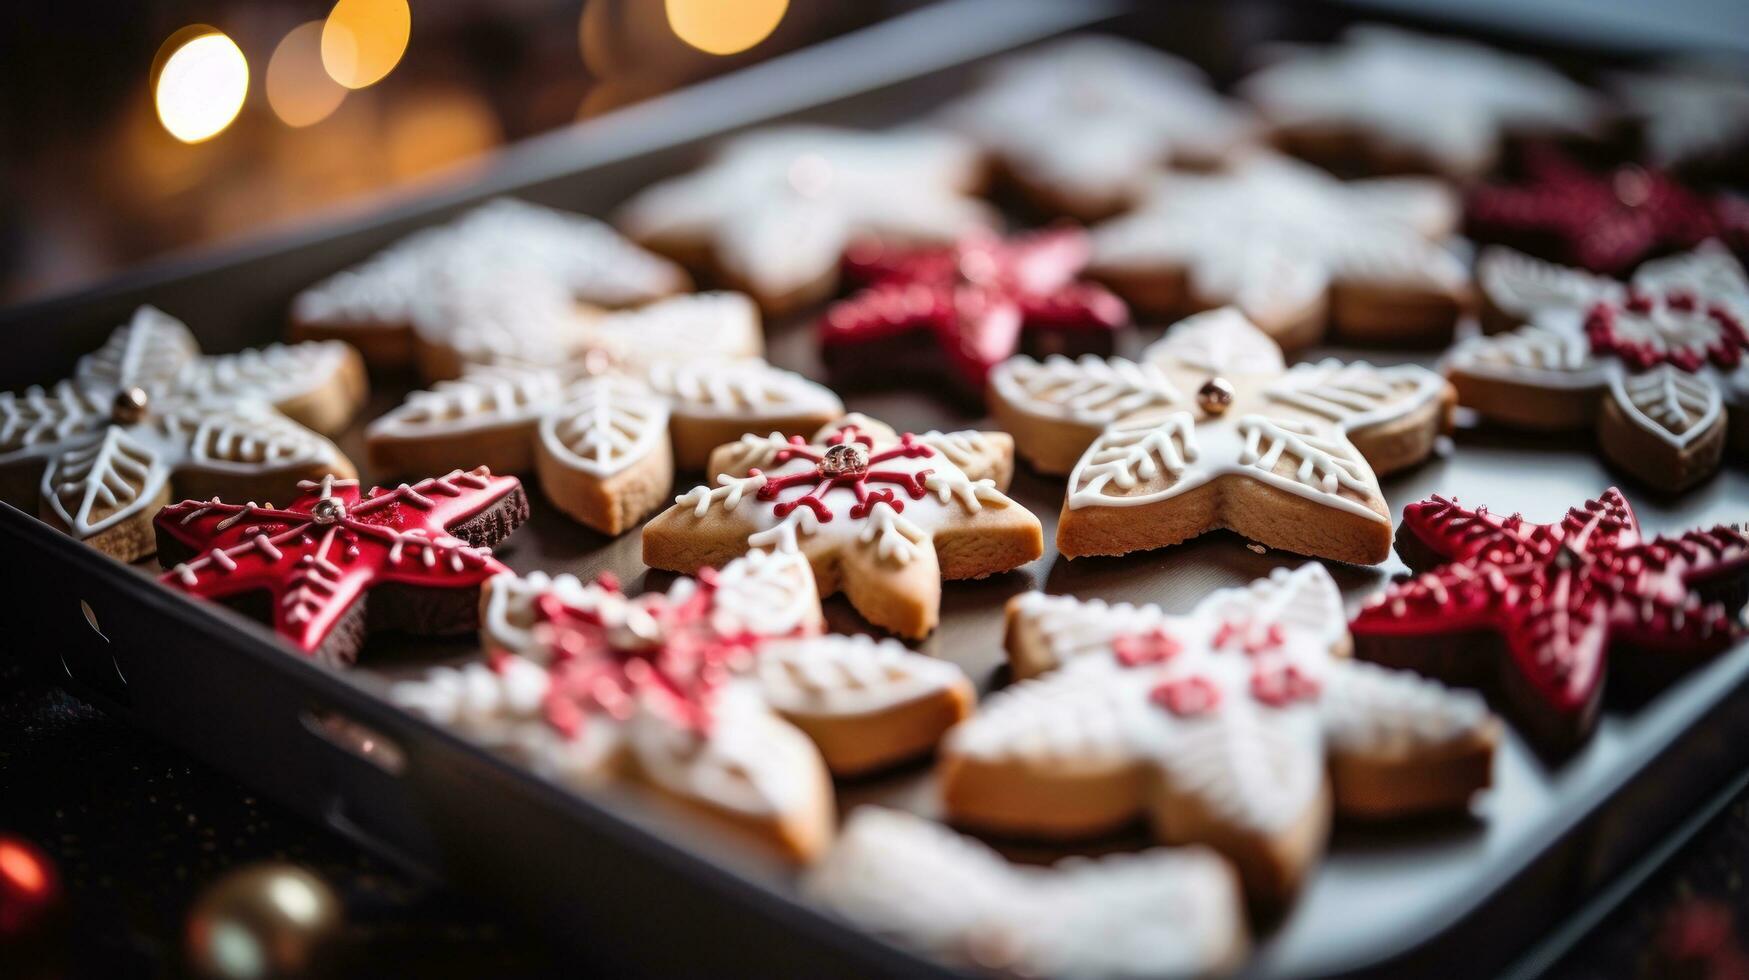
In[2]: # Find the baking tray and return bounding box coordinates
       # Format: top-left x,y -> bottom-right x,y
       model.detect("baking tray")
5,1 -> 1749,976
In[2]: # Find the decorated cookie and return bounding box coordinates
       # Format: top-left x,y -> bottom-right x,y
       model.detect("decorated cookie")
1088,153 -> 1467,350
1611,63 -> 1749,178
991,308 -> 1453,565
290,198 -> 690,374
369,293 -> 842,535
1351,489 -> 1748,751
0,307 -> 365,562
389,551 -> 974,861
643,415 -> 1041,638
940,564 -> 1498,904
1450,243 -> 1749,492
819,228 -> 1129,402
156,468 -> 529,666
939,34 -> 1257,219
616,125 -> 998,314
1465,147 -> 1749,276
1238,25 -> 1603,179
807,807 -> 1248,979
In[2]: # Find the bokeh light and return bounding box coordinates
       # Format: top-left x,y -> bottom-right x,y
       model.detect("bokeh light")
268,22 -> 348,127
322,0 -> 411,90
154,29 -> 250,144
666,0 -> 788,56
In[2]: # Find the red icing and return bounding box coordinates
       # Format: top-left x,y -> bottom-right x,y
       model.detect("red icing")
1212,619 -> 1286,655
754,424 -> 934,521
155,468 -> 523,657
1465,146 -> 1749,275
1249,662 -> 1321,708
1351,489 -> 1748,721
528,567 -> 809,739
1150,676 -> 1221,717
1584,293 -> 1748,372
821,228 -> 1129,388
1113,629 -> 1182,667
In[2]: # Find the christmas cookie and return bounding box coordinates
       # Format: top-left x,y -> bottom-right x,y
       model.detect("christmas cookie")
1465,147 -> 1749,276
156,468 -> 529,666
290,198 -> 690,373
389,551 -> 974,861
940,564 -> 1499,904
807,807 -> 1248,979
642,415 -> 1040,638
819,228 -> 1129,403
939,34 -> 1256,219
1351,489 -> 1748,751
991,308 -> 1453,565
1449,243 -> 1749,491
1238,25 -> 1603,179
1088,153 -> 1467,350
369,293 -> 842,535
615,125 -> 998,315
0,306 -> 365,562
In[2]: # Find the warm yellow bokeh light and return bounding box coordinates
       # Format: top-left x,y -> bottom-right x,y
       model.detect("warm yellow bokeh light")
322,0 -> 410,90
666,0 -> 788,56
268,21 -> 348,127
154,30 -> 250,144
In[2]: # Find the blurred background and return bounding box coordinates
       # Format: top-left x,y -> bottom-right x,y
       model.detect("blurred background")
0,0 -> 891,305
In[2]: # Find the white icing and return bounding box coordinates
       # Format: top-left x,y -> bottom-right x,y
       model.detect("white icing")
1090,154 -> 1466,329
1610,64 -> 1749,169
1144,307 -> 1288,378
806,807 -> 1245,980
1477,246 -> 1619,322
539,378 -> 672,478
5,308 -> 351,539
756,633 -> 966,717
1239,24 -> 1603,177
644,358 -> 842,421
616,126 -> 996,301
939,34 -> 1255,213
990,354 -> 1181,425
950,566 -> 1492,838
1611,364 -> 1722,448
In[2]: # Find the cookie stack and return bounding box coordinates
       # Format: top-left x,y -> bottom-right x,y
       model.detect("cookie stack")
10,22 -> 1749,980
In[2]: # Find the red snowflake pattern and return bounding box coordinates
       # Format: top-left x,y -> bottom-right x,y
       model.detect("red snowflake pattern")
752,423 -> 935,522
1584,289 -> 1749,372
1351,488 -> 1748,749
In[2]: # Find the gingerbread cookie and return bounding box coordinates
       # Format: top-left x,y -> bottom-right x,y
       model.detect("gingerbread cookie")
0,306 -> 365,562
616,125 -> 998,314
389,551 -> 973,861
819,228 -> 1129,403
991,308 -> 1453,565
156,468 -> 528,666
1351,489 -> 1748,751
939,34 -> 1257,219
1238,25 -> 1603,179
290,198 -> 690,373
1466,146 -> 1749,276
807,807 -> 1248,979
369,293 -> 842,535
643,415 -> 1040,638
1088,153 -> 1467,350
1449,243 -> 1749,492
941,564 -> 1497,905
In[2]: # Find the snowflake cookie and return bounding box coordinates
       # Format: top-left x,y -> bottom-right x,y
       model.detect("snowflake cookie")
941,564 -> 1499,905
289,198 -> 691,375
806,807 -> 1247,979
1451,243 -> 1749,492
938,34 -> 1257,219
1088,153 -> 1467,350
643,415 -> 1042,638
1465,146 -> 1749,276
1351,489 -> 1748,751
388,551 -> 973,861
819,228 -> 1129,402
369,293 -> 842,535
616,125 -> 998,314
990,308 -> 1453,565
156,468 -> 529,665
1238,24 -> 1604,179
0,306 -> 366,562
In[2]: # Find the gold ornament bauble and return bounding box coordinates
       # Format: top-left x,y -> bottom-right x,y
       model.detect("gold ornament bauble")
185,863 -> 341,979
1196,377 -> 1235,417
